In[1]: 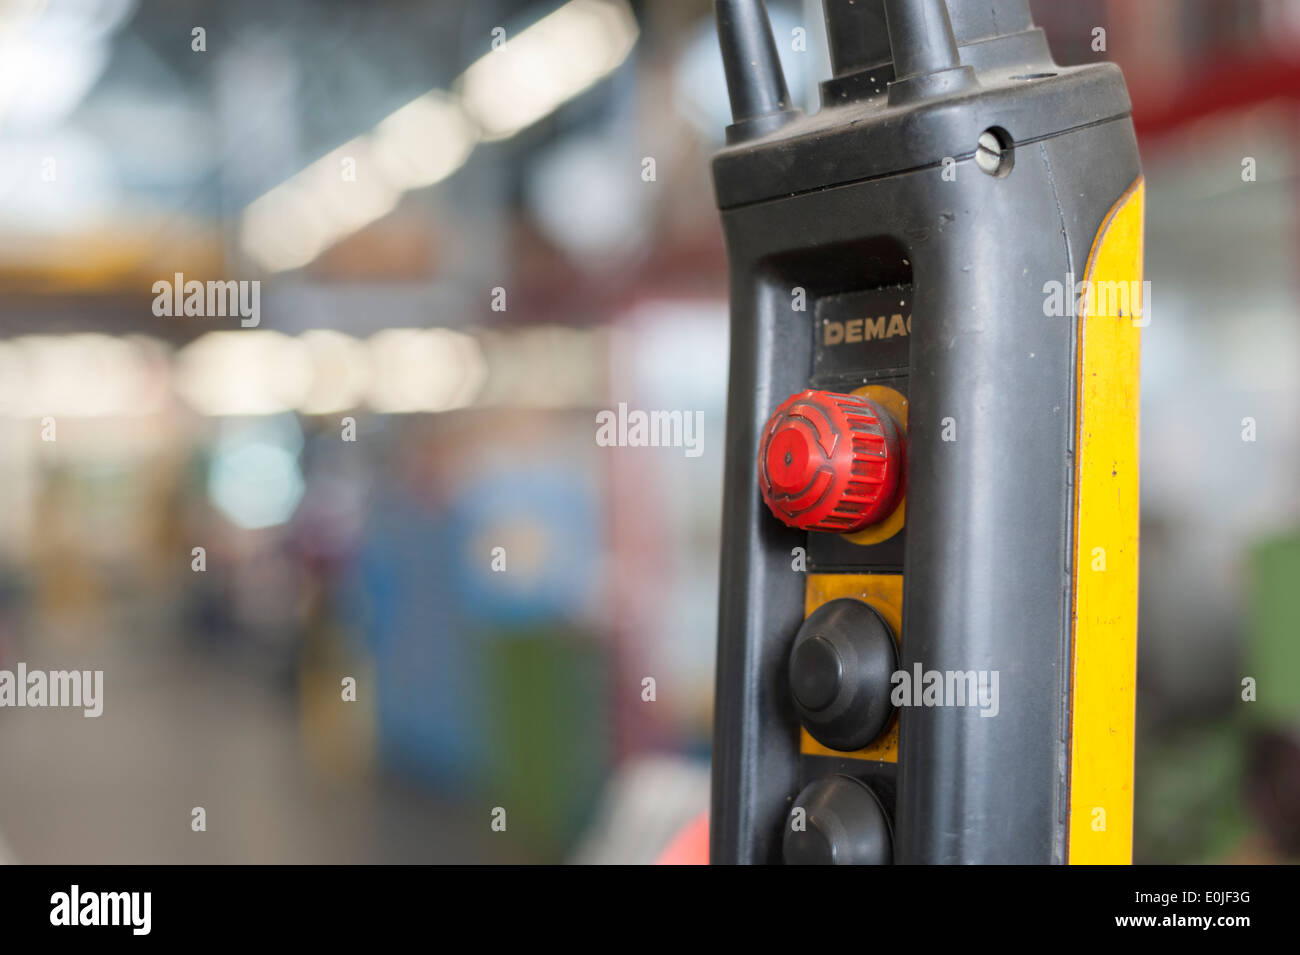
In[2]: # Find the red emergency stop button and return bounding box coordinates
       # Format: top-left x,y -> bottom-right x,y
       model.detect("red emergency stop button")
758,390 -> 903,533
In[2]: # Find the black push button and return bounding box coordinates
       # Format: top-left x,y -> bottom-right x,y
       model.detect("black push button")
783,775 -> 893,865
788,598 -> 898,752
790,635 -> 843,712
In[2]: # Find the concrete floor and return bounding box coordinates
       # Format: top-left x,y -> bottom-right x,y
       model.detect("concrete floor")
0,643 -> 527,864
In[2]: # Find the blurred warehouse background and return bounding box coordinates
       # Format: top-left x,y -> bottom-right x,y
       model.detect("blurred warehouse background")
0,0 -> 1297,863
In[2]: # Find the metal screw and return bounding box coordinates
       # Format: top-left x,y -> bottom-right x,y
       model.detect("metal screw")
976,128 -> 1013,177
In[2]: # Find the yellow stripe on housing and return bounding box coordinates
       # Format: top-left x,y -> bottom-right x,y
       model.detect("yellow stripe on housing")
800,573 -> 903,762
1067,178 -> 1144,864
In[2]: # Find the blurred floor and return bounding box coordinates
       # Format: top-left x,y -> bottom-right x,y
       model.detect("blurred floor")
0,643 -> 530,864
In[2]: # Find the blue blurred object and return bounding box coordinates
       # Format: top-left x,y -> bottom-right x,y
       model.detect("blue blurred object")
344,461 -> 602,794
446,464 -> 601,628
348,492 -> 488,792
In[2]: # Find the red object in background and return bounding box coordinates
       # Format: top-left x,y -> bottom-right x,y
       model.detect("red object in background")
1130,52 -> 1300,143
758,390 -> 903,533
655,812 -> 709,865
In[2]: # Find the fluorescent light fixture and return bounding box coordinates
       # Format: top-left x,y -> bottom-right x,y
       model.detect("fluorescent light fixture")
365,327 -> 486,413
2,334 -> 166,418
371,91 -> 477,190
0,0 -> 136,132
239,0 -> 638,272
0,340 -> 30,417
476,325 -> 605,408
239,137 -> 403,273
175,330 -> 312,416
458,0 -> 638,140
296,329 -> 372,414
240,93 -> 476,272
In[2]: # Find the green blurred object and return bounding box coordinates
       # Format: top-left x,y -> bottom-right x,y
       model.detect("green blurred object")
1247,532 -> 1300,724
1135,530 -> 1300,864
1134,723 -> 1252,864
483,631 -> 611,860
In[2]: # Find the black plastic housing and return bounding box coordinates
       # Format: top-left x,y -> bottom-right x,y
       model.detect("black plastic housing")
710,0 -> 1141,864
